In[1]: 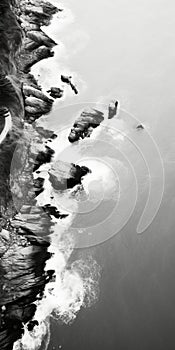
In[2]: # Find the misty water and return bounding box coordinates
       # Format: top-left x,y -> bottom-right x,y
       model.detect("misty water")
32,0 -> 175,349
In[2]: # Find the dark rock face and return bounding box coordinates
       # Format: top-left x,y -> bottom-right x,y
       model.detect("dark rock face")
49,160 -> 91,191
68,107 -> 104,143
0,1 -> 60,349
0,229 -> 53,350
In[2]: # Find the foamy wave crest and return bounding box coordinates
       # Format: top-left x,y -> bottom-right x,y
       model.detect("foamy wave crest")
13,319 -> 50,350
13,226 -> 100,350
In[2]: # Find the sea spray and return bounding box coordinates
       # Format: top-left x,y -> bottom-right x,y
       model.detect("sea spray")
13,320 -> 51,350
13,220 -> 101,350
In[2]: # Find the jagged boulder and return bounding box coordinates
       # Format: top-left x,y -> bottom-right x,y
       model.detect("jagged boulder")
48,160 -> 91,191
47,87 -> 64,99
108,100 -> 118,119
61,75 -> 78,95
68,107 -> 104,143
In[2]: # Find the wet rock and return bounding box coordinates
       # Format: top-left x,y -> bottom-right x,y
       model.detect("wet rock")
27,319 -> 39,331
48,160 -> 91,191
47,87 -> 64,99
108,100 -> 118,119
68,107 -> 104,143
136,124 -> 144,130
61,75 -> 78,95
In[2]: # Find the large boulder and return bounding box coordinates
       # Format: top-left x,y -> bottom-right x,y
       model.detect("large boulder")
48,160 -> 91,191
68,107 -> 104,143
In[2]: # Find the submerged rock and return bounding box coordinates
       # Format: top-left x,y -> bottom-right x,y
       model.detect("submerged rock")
68,107 -> 104,143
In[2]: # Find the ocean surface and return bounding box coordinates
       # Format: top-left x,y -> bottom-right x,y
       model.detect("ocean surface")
32,1 -> 175,349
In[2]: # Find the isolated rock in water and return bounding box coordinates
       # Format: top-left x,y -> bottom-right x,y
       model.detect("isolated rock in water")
61,75 -> 78,95
60,75 -> 72,84
108,100 -> 118,119
136,124 -> 144,130
47,87 -> 64,99
68,107 -> 104,143
49,160 -> 91,190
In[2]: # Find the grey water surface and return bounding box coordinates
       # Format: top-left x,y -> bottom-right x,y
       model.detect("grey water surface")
47,1 -> 175,349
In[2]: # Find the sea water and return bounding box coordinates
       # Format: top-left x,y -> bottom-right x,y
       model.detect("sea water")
31,0 -> 175,349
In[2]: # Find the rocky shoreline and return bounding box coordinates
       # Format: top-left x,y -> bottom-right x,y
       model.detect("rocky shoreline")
0,1 -> 90,349
0,1 -> 118,348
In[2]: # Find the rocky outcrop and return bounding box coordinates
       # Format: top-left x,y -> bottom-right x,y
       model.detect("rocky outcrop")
49,160 -> 91,191
61,74 -> 78,95
47,87 -> 64,99
108,100 -> 118,119
68,107 -> 104,142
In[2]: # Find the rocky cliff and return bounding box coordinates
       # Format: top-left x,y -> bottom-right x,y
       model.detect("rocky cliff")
0,1 -> 89,349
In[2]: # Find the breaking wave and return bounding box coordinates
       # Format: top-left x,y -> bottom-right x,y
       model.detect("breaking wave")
13,221 -> 101,350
